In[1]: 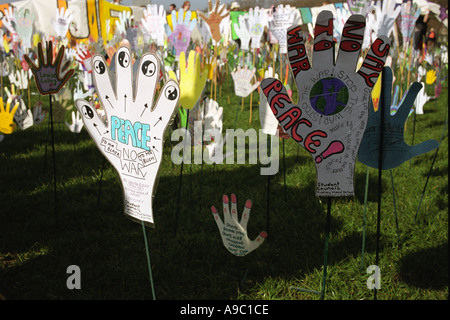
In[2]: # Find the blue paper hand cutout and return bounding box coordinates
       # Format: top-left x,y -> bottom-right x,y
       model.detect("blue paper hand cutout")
358,67 -> 439,170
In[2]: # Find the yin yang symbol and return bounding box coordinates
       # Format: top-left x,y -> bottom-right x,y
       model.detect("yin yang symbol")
141,60 -> 156,77
82,105 -> 95,119
118,50 -> 130,68
165,85 -> 178,101
94,60 -> 106,74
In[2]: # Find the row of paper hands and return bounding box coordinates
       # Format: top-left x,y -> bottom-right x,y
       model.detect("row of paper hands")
1,10 -> 442,255
0,0 -> 433,56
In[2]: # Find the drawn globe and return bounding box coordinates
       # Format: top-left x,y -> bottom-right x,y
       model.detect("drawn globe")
309,77 -> 349,116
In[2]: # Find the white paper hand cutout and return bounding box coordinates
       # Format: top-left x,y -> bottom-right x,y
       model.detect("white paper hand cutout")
231,65 -> 260,98
52,7 -> 73,38
248,6 -> 267,49
233,14 -> 251,51
75,46 -> 179,226
13,97 -> 33,130
414,82 -> 430,115
211,194 -> 267,257
14,8 -> 34,50
203,98 -> 223,161
140,4 -> 166,47
259,67 -> 279,136
375,0 -> 401,38
115,10 -> 133,36
65,110 -> 84,133
268,4 -> 296,53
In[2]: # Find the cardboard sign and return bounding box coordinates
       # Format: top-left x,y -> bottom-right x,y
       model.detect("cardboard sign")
211,194 -> 267,257
261,11 -> 390,197
75,47 -> 179,227
358,67 -> 438,170
24,41 -> 74,95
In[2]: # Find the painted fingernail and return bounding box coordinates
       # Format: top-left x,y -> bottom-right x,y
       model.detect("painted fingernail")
231,193 -> 237,203
245,200 -> 252,209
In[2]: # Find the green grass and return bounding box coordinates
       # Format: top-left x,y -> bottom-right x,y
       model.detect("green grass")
0,68 -> 447,300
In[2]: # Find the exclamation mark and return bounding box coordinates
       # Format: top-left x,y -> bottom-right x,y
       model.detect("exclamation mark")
315,140 -> 344,163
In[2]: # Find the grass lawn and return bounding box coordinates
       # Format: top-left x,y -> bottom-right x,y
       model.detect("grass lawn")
0,65 -> 447,301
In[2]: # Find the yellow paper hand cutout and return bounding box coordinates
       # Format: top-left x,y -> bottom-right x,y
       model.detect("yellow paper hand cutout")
169,50 -> 209,109
0,97 -> 19,134
425,70 -> 436,85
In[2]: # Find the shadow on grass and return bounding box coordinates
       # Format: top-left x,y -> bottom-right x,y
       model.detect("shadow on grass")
398,242 -> 448,290
0,138 -> 408,300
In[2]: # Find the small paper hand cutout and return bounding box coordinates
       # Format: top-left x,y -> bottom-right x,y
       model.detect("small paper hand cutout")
165,9 -> 197,58
65,110 -> 84,133
0,97 -> 19,134
231,64 -> 260,98
168,50 -> 208,109
75,46 -> 179,226
211,194 -> 267,257
140,4 -> 166,47
233,14 -> 251,51
33,101 -> 47,125
248,6 -> 267,49
358,67 -> 438,170
198,0 -> 230,43
24,41 -> 74,95
52,7 -> 73,38
414,82 -> 430,115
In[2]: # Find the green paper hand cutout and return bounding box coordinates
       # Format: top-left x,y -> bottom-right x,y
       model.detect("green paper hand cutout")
358,67 -> 439,170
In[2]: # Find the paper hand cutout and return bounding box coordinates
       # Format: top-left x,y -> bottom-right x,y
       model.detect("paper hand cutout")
198,0 -> 229,43
65,111 -> 84,133
414,82 -> 430,115
140,4 -> 166,47
203,98 -> 224,161
165,9 -> 197,58
372,0 -> 401,38
231,64 -> 260,98
358,67 -> 438,170
75,47 -> 179,226
399,0 -> 420,46
211,194 -> 267,257
0,97 -> 19,134
261,11 -> 390,197
24,41 -> 74,95
33,101 -> 47,125
347,0 -> 372,15
233,14 -> 251,51
52,7 -> 73,38
115,10 -> 133,35
268,4 -> 296,53
426,70 -> 436,85
168,50 -> 208,109
259,66 -> 279,136
13,97 -> 33,130
14,8 -> 34,50
248,6 -> 267,49
5,85 -> 33,130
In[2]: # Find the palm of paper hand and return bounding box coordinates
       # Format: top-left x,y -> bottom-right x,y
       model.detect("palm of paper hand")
75,47 -> 179,226
211,194 -> 267,257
